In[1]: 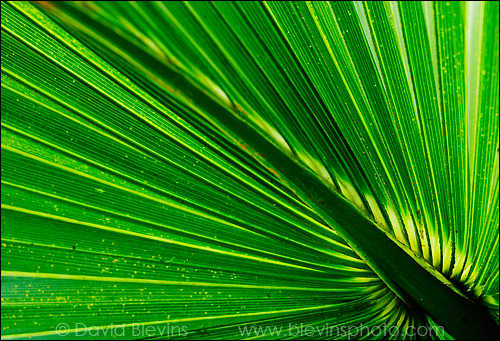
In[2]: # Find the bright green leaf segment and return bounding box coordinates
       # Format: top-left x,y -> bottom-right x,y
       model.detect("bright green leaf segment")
1,1 -> 498,340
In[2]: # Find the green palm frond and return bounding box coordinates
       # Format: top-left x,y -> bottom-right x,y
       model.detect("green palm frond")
1,1 -> 498,340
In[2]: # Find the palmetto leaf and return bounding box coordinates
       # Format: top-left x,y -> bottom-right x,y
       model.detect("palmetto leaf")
1,1 -> 498,340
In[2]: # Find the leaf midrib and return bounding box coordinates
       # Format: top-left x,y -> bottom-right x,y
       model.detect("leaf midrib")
138,49 -> 498,339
